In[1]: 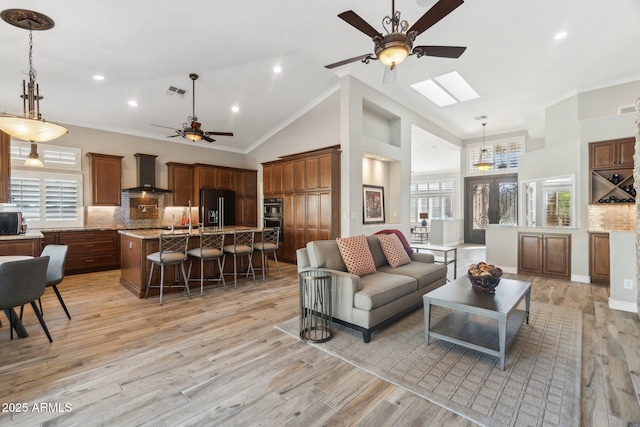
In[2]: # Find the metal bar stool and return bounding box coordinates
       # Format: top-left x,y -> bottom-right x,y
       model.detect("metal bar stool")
187,230 -> 226,295
145,233 -> 191,305
222,229 -> 256,288
253,227 -> 283,282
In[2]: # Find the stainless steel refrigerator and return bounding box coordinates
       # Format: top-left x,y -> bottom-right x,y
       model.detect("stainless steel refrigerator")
200,189 -> 235,227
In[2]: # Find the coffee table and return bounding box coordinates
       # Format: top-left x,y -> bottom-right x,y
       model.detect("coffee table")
423,276 -> 531,370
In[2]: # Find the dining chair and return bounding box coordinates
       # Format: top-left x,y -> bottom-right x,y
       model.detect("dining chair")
0,256 -> 52,342
253,227 -> 283,282
187,230 -> 226,295
38,245 -> 71,319
222,229 -> 256,288
144,233 -> 191,305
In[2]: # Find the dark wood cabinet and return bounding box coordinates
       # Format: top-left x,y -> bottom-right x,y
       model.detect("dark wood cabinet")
0,237 -> 41,256
43,230 -> 120,275
518,232 -> 571,280
0,131 -> 10,204
263,146 -> 341,262
589,138 -> 635,204
87,152 -> 124,206
589,232 -> 610,285
166,162 -> 193,206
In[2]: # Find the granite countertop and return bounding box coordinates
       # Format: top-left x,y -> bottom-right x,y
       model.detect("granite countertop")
118,226 -> 259,240
0,230 -> 44,240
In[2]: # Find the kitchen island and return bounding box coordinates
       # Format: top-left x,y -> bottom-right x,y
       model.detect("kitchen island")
119,227 -> 263,298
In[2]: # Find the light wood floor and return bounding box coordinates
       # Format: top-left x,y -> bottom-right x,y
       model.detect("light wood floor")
0,246 -> 639,426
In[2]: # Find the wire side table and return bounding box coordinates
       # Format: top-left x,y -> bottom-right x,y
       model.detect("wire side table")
299,270 -> 333,343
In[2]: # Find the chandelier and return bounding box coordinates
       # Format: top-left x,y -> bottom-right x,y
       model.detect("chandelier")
474,123 -> 493,172
0,9 -> 68,166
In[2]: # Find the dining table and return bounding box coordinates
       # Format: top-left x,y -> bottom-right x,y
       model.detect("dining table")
0,255 -> 34,338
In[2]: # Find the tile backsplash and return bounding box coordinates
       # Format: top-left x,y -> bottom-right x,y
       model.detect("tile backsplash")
588,204 -> 636,232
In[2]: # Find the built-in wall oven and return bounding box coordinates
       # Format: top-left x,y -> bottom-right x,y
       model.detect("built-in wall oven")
263,198 -> 283,241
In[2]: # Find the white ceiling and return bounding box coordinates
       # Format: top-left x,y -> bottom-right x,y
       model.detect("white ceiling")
1,0 -> 639,154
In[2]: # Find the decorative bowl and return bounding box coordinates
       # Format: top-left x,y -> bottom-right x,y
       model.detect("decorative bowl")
467,274 -> 501,294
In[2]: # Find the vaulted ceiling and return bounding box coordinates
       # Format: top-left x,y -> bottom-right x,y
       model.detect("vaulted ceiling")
1,0 -> 639,154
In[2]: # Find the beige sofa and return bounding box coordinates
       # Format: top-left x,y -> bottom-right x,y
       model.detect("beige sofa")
296,235 -> 447,342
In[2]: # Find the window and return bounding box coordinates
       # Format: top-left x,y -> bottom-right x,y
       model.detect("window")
8,171 -> 83,228
5,141 -> 83,228
543,177 -> 574,227
467,137 -> 524,173
410,178 -> 454,222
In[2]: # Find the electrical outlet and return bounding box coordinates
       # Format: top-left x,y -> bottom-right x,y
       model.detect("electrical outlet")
623,279 -> 633,289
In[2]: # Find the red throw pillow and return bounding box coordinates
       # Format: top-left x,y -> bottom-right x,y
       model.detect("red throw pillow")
378,233 -> 412,268
336,235 -> 377,276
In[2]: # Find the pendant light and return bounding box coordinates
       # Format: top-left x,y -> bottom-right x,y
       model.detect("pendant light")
0,9 -> 68,167
474,123 -> 493,172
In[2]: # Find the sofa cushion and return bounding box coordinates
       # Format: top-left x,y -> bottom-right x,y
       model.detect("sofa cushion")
378,262 -> 447,289
354,272 -> 417,310
366,235 -> 389,269
336,235 -> 376,276
307,240 -> 347,271
378,233 -> 412,268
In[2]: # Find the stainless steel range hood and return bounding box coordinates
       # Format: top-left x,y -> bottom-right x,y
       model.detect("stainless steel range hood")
123,153 -> 171,193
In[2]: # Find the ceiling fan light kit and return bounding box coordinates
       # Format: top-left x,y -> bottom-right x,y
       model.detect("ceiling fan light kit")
0,8 -> 68,164
325,0 -> 466,78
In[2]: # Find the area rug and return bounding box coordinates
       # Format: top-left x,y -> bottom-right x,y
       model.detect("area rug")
275,301 -> 581,427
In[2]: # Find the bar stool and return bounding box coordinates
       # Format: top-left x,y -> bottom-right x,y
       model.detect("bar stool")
253,227 -> 282,282
187,230 -> 226,295
222,229 -> 255,288
145,233 -> 191,305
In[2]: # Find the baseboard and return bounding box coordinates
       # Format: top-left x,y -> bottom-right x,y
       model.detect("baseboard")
571,274 -> 590,284
608,297 -> 638,313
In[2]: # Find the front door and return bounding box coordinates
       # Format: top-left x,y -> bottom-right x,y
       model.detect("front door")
464,174 -> 518,244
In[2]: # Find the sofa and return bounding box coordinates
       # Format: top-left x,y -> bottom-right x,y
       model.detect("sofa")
296,234 -> 447,342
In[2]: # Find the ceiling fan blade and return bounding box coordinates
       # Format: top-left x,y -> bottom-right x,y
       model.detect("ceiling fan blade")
338,11 -> 382,39
325,54 -> 375,69
202,136 -> 215,143
151,123 -> 179,130
382,66 -> 396,84
412,45 -> 466,58
167,134 -> 182,138
205,132 -> 234,137
407,0 -> 464,37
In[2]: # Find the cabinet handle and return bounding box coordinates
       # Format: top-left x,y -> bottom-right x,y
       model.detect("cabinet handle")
85,259 -> 95,263
129,241 -> 133,249
86,244 -> 95,248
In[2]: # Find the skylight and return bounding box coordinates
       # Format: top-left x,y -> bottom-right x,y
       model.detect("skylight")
411,71 -> 479,107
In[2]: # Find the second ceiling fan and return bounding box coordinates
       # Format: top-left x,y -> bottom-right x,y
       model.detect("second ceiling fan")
325,0 -> 466,80
154,73 -> 233,143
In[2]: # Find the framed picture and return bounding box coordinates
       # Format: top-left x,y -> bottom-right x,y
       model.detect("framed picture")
362,185 -> 385,224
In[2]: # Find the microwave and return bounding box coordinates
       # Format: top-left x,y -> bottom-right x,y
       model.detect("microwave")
0,212 -> 23,235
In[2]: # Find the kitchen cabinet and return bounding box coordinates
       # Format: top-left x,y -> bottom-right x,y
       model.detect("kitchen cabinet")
263,146 -> 340,262
263,163 -> 283,195
0,131 -> 10,204
234,169 -> 257,197
589,232 -> 610,285
0,236 -> 41,256
166,162 -> 193,206
589,138 -> 635,204
43,230 -> 120,274
86,152 -> 124,206
518,232 -> 571,280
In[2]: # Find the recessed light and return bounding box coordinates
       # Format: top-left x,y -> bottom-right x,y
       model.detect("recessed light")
554,31 -> 567,40
231,106 -> 239,113
128,100 -> 138,107
93,75 -> 105,81
273,65 -> 282,73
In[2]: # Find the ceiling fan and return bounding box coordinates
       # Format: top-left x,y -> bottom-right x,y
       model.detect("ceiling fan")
152,73 -> 233,143
325,0 -> 466,80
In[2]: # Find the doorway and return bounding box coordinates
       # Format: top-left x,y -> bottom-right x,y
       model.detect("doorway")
464,174 -> 518,244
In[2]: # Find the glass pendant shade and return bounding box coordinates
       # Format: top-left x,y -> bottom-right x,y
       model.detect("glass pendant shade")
0,113 -> 67,142
24,141 -> 44,167
474,123 -> 493,171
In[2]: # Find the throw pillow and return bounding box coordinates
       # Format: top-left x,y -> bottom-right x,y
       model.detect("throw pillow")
336,235 -> 377,277
378,233 -> 412,268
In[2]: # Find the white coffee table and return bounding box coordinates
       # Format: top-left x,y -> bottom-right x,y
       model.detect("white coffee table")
423,276 -> 531,370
